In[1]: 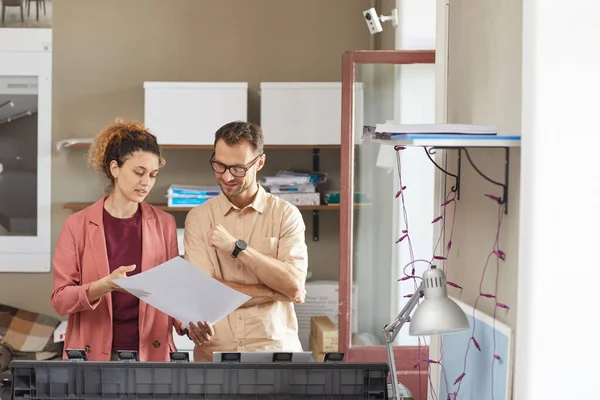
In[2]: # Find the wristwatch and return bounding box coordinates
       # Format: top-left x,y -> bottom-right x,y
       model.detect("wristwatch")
231,239 -> 247,258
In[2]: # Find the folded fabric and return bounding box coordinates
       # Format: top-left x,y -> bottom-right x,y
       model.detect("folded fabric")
0,343 -> 10,372
0,305 -> 63,373
0,304 -> 60,353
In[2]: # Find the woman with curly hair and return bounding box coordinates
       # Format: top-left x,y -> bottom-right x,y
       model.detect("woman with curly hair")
50,119 -> 206,361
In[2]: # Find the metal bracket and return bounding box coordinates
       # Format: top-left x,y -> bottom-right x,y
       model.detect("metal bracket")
312,210 -> 319,242
423,146 -> 511,214
312,148 -> 320,241
424,147 -> 461,199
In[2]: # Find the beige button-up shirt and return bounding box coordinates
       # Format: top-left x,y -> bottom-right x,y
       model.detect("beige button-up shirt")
184,185 -> 307,361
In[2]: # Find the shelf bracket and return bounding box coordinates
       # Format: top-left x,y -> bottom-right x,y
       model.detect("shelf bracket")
312,148 -> 320,241
422,146 -> 511,215
312,210 -> 319,242
424,147 -> 461,200
462,147 -> 510,214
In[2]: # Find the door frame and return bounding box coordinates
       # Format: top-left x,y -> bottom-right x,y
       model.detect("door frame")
339,49 -> 436,398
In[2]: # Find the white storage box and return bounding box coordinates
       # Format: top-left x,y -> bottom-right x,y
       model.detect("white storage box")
259,82 -> 364,145
274,192 -> 320,206
177,228 -> 184,256
144,82 -> 248,145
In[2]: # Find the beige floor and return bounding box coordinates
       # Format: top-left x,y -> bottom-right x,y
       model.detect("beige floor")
1,0 -> 52,29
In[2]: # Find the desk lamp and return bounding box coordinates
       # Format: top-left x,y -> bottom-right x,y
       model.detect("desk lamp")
383,266 -> 469,400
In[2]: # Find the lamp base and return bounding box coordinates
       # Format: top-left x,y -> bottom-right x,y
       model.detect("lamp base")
388,382 -> 414,400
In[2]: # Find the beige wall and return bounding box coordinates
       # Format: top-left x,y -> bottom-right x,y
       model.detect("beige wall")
444,0 -> 522,329
0,0 -> 385,317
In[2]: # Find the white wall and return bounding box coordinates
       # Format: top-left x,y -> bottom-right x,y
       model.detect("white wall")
515,1 -> 600,398
391,0 -> 437,347
431,0 -> 522,398
443,0 -> 522,333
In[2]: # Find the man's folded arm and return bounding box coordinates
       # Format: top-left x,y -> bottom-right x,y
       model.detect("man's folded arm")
237,207 -> 308,301
215,279 -> 296,308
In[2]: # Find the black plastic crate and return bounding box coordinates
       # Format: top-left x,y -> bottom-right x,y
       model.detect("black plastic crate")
10,360 -> 389,399
0,372 -> 12,400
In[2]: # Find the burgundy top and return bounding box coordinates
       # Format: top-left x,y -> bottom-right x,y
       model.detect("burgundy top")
103,207 -> 142,352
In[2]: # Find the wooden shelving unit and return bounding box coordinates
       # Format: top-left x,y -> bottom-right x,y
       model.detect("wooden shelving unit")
56,80 -> 367,242
62,202 -> 370,242
57,140 -> 340,151
58,139 -> 362,241
62,203 -> 367,212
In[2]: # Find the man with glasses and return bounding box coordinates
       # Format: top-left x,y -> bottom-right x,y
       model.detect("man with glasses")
183,121 -> 308,362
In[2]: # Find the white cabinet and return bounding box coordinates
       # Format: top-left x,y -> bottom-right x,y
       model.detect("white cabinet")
259,82 -> 364,145
0,29 -> 52,272
144,82 -> 248,145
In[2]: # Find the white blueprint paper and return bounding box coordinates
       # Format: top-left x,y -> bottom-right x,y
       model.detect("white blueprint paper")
113,256 -> 250,327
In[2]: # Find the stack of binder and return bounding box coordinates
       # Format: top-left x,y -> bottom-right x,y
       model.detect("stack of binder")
261,171 -> 327,206
166,185 -> 221,207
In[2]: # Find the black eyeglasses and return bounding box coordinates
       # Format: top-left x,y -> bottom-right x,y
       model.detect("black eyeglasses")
209,153 -> 262,178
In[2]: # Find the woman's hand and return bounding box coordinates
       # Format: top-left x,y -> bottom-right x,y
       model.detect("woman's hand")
186,321 -> 215,346
86,265 -> 136,302
103,265 -> 136,292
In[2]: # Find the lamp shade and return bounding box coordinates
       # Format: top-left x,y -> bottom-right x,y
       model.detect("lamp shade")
409,266 -> 469,336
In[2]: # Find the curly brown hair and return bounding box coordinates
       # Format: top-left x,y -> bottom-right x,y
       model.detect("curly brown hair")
87,118 -> 165,189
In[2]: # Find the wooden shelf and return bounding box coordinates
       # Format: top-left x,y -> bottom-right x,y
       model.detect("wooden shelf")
367,134 -> 521,148
62,203 -> 368,212
56,140 -> 340,151
365,134 -> 519,214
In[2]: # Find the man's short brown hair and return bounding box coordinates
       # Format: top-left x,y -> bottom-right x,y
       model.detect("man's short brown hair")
214,121 -> 264,155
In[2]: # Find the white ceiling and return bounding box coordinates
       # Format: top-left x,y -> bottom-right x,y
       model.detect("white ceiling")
0,94 -> 37,122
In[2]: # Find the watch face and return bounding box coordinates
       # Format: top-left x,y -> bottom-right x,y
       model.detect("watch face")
236,239 -> 247,250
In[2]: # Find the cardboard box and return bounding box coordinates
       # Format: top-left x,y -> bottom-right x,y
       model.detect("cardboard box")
294,281 -> 358,351
309,331 -> 324,362
310,316 -> 338,352
53,321 -> 67,343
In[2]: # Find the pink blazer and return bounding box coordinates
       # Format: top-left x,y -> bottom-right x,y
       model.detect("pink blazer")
51,197 -> 183,361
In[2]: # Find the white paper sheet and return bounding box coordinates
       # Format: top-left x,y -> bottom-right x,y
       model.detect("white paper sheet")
113,256 -> 250,327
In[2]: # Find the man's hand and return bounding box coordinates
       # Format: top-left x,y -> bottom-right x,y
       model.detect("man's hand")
187,321 -> 215,346
208,224 -> 236,254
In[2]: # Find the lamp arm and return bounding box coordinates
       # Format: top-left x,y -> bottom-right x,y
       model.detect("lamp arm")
383,280 -> 425,400
383,280 -> 424,341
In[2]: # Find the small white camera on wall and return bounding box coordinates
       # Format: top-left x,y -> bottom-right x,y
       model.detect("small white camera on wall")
363,7 -> 399,35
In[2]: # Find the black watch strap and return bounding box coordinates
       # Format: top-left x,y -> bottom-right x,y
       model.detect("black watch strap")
231,239 -> 247,258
